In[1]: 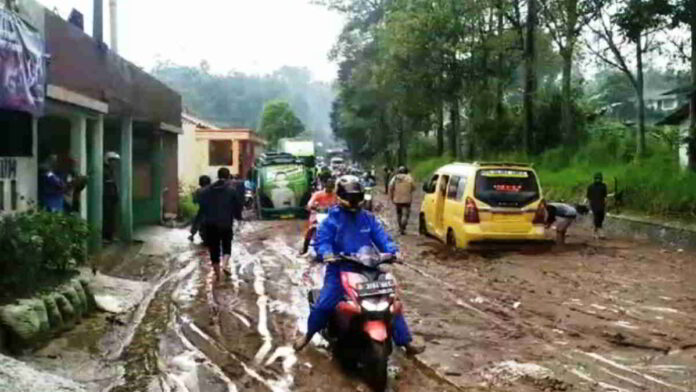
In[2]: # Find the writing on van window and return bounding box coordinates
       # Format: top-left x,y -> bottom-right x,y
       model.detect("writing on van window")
0,158 -> 17,178
480,169 -> 528,178
493,184 -> 522,193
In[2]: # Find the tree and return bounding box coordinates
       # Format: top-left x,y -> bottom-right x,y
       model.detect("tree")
258,100 -> 305,147
670,0 -> 695,169
539,0 -> 603,148
587,0 -> 672,157
523,0 -> 538,156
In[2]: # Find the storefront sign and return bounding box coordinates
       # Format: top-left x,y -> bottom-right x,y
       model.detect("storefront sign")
0,9 -> 45,114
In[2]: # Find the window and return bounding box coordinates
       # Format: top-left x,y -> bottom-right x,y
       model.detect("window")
439,175 -> 449,197
0,109 -> 33,157
425,175 -> 438,193
447,176 -> 460,199
456,176 -> 468,200
475,169 -> 540,207
209,140 -> 233,166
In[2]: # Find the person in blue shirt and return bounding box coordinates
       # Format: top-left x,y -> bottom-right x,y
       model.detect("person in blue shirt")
38,155 -> 66,212
293,175 -> 425,356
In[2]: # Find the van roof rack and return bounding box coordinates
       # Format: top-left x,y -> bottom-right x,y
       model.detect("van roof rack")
473,161 -> 533,168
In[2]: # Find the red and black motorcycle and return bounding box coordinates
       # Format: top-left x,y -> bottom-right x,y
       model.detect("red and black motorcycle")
308,249 -> 401,392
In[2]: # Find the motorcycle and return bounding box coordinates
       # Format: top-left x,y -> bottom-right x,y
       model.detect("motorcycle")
308,248 -> 401,392
305,207 -> 329,249
244,180 -> 256,210
363,186 -> 374,211
244,189 -> 255,210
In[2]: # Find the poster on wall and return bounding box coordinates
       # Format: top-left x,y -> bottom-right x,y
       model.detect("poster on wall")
0,8 -> 45,115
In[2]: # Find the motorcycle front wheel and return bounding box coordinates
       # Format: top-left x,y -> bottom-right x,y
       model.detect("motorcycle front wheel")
364,340 -> 389,392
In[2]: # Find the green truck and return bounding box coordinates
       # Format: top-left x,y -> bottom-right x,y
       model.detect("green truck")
253,152 -> 313,219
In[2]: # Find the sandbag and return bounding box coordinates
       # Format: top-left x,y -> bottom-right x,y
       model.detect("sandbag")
18,299 -> 49,335
78,278 -> 97,312
0,303 -> 41,352
60,285 -> 84,320
54,294 -> 76,329
42,295 -> 64,332
71,280 -> 89,314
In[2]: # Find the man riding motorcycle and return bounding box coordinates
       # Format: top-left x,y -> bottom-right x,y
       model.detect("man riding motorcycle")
293,175 -> 425,356
300,177 -> 338,255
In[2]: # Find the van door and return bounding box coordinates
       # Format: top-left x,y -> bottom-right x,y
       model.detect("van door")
422,174 -> 439,232
443,176 -> 465,233
434,175 -> 449,237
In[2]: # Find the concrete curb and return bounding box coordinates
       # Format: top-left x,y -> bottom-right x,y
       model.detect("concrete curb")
579,213 -> 696,250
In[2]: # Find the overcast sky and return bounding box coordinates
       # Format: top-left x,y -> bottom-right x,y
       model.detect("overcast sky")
37,0 -> 345,81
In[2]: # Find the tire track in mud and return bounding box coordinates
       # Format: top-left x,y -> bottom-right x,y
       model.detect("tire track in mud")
254,233 -> 475,392
374,191 -> 696,392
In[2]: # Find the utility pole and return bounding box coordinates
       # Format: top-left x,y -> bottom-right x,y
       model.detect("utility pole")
109,0 -> 118,53
93,0 -> 103,43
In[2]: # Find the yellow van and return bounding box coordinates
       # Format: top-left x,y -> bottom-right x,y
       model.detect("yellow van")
418,162 -> 546,248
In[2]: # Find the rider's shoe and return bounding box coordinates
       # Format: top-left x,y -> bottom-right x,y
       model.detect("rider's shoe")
293,335 -> 310,352
403,342 -> 425,356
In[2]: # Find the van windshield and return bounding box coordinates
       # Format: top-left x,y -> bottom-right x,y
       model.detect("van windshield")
474,169 -> 540,207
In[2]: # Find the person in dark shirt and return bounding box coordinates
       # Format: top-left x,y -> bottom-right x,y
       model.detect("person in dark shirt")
103,152 -> 120,241
189,175 -> 211,243
586,172 -> 608,239
198,168 -> 243,282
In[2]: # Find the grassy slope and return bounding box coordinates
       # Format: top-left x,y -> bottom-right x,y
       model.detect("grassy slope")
410,154 -> 696,220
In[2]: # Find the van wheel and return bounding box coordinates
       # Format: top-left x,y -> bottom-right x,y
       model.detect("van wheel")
446,229 -> 457,248
418,214 -> 427,236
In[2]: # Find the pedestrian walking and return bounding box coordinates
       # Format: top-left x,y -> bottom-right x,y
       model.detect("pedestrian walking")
189,175 -> 212,243
103,152 -> 120,242
198,168 -> 244,282
384,166 -> 393,194
545,203 -> 589,245
586,172 -> 608,239
388,166 -> 416,235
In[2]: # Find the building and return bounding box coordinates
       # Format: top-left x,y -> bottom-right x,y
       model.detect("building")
179,112 -> 218,190
1,1 -> 182,250
194,128 -> 267,182
657,103 -> 692,169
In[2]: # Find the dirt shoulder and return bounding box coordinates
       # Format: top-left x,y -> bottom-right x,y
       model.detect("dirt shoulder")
375,189 -> 696,391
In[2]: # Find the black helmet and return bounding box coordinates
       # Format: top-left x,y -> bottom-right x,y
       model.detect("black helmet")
397,166 -> 407,174
336,175 -> 364,211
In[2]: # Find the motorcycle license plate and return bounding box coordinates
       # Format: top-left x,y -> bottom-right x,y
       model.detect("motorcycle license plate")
357,280 -> 395,297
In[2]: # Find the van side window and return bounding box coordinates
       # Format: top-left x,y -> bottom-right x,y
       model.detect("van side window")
447,176 -> 460,199
439,175 -> 449,197
456,177 -> 468,200
426,175 -> 439,193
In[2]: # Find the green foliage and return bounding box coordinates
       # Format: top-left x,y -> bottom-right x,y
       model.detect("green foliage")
410,155 -> 455,181
535,121 -> 696,217
178,190 -> 198,221
0,211 -> 89,299
152,64 -> 335,146
259,100 -> 306,147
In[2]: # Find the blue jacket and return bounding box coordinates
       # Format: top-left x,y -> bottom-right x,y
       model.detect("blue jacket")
315,206 -> 398,261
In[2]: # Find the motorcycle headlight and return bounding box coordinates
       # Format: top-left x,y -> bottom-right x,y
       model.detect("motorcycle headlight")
360,298 -> 390,312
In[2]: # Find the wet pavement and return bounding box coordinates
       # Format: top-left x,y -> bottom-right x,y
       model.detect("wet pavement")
7,191 -> 696,392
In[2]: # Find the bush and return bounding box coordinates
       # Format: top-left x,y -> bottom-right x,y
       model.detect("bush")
410,155 -> 454,181
178,188 -> 198,221
0,211 -> 89,300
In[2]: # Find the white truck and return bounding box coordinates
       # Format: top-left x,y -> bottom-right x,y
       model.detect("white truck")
278,139 -> 315,158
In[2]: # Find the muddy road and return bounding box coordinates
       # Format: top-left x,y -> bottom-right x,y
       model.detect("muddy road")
16,194 -> 696,392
